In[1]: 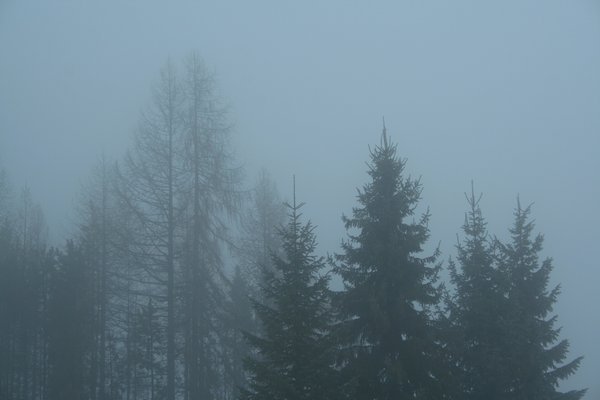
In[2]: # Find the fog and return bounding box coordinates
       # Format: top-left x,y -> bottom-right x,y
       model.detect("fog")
1,1 -> 599,397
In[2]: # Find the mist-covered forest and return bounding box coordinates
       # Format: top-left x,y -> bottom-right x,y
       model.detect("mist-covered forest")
0,53 -> 589,400
1,2 -> 599,400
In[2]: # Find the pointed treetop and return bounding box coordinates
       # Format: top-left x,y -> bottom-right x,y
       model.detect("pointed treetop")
290,174 -> 305,218
293,174 -> 296,210
382,116 -> 388,148
465,180 -> 483,208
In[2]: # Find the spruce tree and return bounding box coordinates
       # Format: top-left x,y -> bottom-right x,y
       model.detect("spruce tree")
334,126 -> 442,400
497,200 -> 585,400
243,184 -> 338,400
446,186 -> 511,400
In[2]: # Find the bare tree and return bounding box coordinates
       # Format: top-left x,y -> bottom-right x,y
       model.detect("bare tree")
108,53 -> 242,400
116,60 -> 185,400
76,155 -> 128,400
236,170 -> 285,296
180,52 -> 241,400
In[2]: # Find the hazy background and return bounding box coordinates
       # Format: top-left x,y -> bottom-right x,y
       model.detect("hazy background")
1,1 -> 598,397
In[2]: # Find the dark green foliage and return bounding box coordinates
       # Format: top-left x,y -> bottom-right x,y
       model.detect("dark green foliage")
243,196 -> 339,400
0,123 -> 588,400
447,191 -> 586,400
496,200 -> 586,400
227,171 -> 285,400
446,187 -> 511,400
334,130 -> 442,400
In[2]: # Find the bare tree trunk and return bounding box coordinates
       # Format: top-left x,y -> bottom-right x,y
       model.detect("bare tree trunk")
116,60 -> 182,400
167,114 -> 176,400
181,52 -> 241,400
99,157 -> 108,400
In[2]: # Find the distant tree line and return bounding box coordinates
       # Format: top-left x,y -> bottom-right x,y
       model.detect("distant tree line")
0,53 -> 586,400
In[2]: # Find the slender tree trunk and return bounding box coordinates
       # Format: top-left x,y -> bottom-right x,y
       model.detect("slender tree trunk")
166,88 -> 176,400
126,285 -> 132,400
149,299 -> 155,400
189,59 -> 202,400
99,159 -> 108,400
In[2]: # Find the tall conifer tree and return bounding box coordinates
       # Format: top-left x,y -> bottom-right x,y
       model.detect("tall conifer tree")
447,186 -> 510,400
497,201 -> 585,400
335,124 -> 442,400
243,181 -> 338,400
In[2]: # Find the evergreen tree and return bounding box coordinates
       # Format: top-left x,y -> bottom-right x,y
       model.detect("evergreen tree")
243,186 -> 338,400
446,186 -> 510,400
334,126 -> 442,400
227,171 -> 284,400
497,200 -> 585,400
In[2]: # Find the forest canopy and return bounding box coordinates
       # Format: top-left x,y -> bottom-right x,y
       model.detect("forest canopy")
0,54 -> 586,400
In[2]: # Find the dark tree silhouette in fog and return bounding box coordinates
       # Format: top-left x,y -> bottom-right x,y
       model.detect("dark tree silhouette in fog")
334,127 -> 444,400
243,188 -> 339,400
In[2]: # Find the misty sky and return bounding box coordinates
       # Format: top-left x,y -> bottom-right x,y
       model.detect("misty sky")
1,1 -> 599,397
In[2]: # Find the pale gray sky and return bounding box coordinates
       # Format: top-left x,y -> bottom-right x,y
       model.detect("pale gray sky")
1,1 -> 599,396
